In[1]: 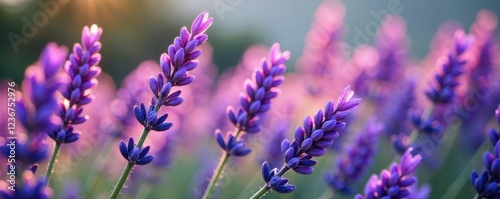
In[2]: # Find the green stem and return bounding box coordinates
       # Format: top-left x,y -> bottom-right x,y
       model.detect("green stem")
202,128 -> 244,199
44,142 -> 61,184
110,162 -> 134,199
109,128 -> 151,199
250,185 -> 270,199
202,152 -> 230,199
109,103 -> 162,199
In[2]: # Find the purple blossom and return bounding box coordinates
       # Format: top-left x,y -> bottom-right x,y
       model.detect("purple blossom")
261,162 -> 296,193
459,10 -> 500,150
379,81 -> 415,136
351,16 -> 409,102
152,132 -> 174,168
119,11 -> 212,161
373,15 -> 408,84
131,11 -> 213,134
111,13 -> 213,198
296,0 -> 346,95
17,42 -> 67,134
110,61 -> 160,138
325,119 -> 383,194
119,137 -> 154,165
258,86 -> 360,194
260,118 -> 290,168
0,173 -> 52,199
425,29 -> 471,104
215,43 -> 290,156
48,25 -> 103,144
471,104 -> 500,198
407,180 -> 431,199
210,45 -> 268,136
1,43 -> 66,173
134,99 -> 173,132
355,148 -> 422,199
0,136 -> 48,171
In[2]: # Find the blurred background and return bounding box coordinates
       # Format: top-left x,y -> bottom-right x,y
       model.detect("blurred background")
1,1 -> 500,199
1,0 -> 499,83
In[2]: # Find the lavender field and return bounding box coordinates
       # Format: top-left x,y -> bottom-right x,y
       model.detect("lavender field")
1,1 -> 500,198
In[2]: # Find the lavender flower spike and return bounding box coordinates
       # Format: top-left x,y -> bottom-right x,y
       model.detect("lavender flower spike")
48,24 -> 103,144
45,24 -> 102,184
250,86 -> 360,198
17,42 -> 68,134
425,29 -> 472,104
325,119 -> 383,194
215,43 -> 290,156
111,12 -> 212,199
471,104 -> 500,198
355,148 -> 422,199
204,44 -> 289,199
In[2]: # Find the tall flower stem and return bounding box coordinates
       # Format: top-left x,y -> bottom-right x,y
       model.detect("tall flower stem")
111,162 -> 134,198
202,152 -> 230,199
408,104 -> 436,142
44,142 -> 61,184
203,129 -> 243,199
205,44 -> 290,198
110,104 -> 161,199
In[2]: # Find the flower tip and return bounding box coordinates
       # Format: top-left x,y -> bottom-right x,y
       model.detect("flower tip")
453,29 -> 472,55
495,104 -> 500,125
90,24 -> 101,34
191,11 -> 213,35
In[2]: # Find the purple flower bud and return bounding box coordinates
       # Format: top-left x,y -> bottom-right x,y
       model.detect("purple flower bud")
356,148 -> 422,199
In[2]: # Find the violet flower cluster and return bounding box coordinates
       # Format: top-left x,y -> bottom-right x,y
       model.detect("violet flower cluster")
257,86 -> 361,195
111,11 -> 213,199
397,29 -> 473,157
17,43 -> 67,134
215,43 -> 290,156
355,148 -> 422,199
325,120 -> 383,194
0,174 -> 51,199
425,30 -> 471,104
0,136 -> 47,174
121,11 -> 213,166
4,3 -> 500,199
49,25 -> 103,144
120,137 -> 154,165
1,43 -> 67,173
471,104 -> 500,198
